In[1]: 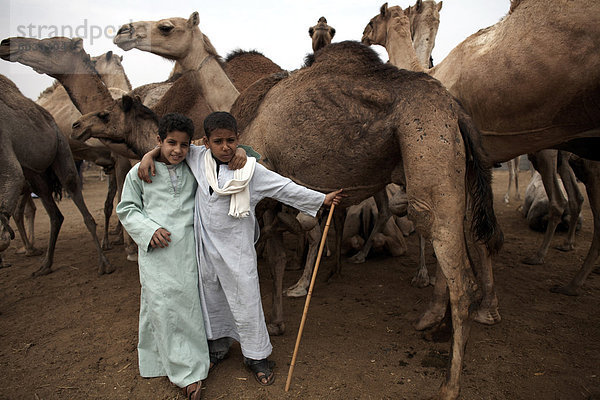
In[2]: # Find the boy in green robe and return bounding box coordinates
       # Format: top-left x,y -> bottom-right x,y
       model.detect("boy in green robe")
116,113 -> 246,400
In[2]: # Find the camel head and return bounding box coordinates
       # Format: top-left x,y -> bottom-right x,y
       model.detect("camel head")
362,3 -> 412,48
404,0 -> 442,68
91,51 -> 132,91
308,16 -> 336,52
113,12 -> 211,65
72,94 -> 158,158
0,36 -> 95,77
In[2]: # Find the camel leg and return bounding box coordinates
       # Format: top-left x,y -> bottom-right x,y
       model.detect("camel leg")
51,140 -> 114,275
504,158 -> 517,203
329,209 -> 346,279
23,173 -> 64,277
13,192 -> 43,256
555,152 -> 584,252
348,190 -> 390,263
471,243 -> 501,325
285,220 -> 320,297
523,150 -> 566,265
411,234 -> 431,288
262,209 -> 286,336
102,169 -> 118,250
551,158 -> 600,296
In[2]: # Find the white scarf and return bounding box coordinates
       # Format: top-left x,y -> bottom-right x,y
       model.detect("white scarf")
204,149 -> 256,218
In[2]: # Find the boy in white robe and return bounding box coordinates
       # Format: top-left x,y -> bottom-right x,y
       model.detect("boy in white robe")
117,113 -> 247,400
139,111 -> 343,386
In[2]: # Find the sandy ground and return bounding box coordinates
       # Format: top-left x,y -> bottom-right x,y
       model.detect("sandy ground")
0,169 -> 598,400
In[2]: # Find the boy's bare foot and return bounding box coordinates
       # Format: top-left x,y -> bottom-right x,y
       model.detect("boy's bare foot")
183,380 -> 203,400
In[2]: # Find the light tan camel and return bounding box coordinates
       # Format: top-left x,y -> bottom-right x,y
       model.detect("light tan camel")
73,40 -> 504,399
114,12 -> 239,112
0,74 -> 113,276
309,17 -> 336,52
361,0 -> 600,327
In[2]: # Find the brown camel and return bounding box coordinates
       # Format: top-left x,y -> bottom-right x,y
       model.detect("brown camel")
0,74 -> 113,276
74,40 -> 503,399
309,17 -> 336,52
35,50 -> 134,252
224,49 -> 284,93
361,0 -> 600,327
0,36 -> 140,261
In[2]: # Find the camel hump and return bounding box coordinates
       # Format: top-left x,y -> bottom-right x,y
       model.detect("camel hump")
231,71 -> 290,132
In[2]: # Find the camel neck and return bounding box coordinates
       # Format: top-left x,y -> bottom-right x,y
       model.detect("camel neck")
386,26 -> 424,72
56,72 -> 114,115
192,57 -> 239,112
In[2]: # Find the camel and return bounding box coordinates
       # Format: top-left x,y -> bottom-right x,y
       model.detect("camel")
309,17 -> 336,52
361,0 -> 600,329
35,50 -> 134,252
0,36 -> 141,260
74,40 -> 503,399
224,49 -> 283,93
0,74 -> 113,276
114,12 -> 239,112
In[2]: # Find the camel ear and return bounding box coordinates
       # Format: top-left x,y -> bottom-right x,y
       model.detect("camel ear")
308,27 -> 314,37
437,1 -> 443,12
72,38 -> 84,52
330,27 -> 336,38
416,0 -> 423,11
188,12 -> 200,27
380,3 -> 389,17
119,55 -> 123,62
122,95 -> 134,112
106,51 -> 113,61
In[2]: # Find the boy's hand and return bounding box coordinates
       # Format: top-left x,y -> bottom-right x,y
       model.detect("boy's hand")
150,228 -> 171,248
138,146 -> 161,183
324,189 -> 344,207
228,147 -> 248,170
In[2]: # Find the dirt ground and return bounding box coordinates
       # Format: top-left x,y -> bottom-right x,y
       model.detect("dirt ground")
0,169 -> 598,400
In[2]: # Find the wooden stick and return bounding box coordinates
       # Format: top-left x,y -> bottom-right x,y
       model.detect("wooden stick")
285,203 -> 335,392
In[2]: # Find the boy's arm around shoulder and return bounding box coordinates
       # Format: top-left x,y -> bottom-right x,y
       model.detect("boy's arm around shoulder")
117,164 -> 163,251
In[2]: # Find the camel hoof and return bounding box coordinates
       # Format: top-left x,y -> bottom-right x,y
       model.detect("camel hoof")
414,308 -> 445,331
472,307 -> 501,325
347,252 -> 366,264
126,254 -> 138,262
267,322 -> 285,336
550,284 -> 580,296
522,255 -> 544,265
284,285 -> 308,298
555,243 -> 574,252
99,262 -> 116,275
111,237 -> 124,246
25,248 -> 44,257
0,261 -> 12,269
32,267 -> 52,277
15,247 -> 26,255
411,273 -> 430,288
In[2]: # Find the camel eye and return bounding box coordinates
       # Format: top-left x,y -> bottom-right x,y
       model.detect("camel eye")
158,25 -> 174,34
98,111 -> 110,122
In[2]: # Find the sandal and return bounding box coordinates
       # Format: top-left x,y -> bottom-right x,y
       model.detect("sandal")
183,380 -> 203,400
244,358 -> 276,386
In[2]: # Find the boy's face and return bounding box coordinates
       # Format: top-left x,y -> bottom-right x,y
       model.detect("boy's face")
203,128 -> 239,163
157,130 -> 190,165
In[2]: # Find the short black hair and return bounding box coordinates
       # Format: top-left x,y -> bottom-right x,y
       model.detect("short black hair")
203,111 -> 238,138
158,113 -> 194,141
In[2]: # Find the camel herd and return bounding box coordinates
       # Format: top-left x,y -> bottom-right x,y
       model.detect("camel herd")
1,1 -> 599,399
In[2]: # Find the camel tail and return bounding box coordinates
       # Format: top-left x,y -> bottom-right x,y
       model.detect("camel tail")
458,114 -> 503,255
44,167 -> 63,202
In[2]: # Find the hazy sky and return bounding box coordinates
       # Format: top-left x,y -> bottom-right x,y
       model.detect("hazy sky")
1,0 -> 510,100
